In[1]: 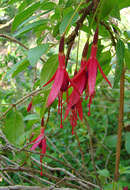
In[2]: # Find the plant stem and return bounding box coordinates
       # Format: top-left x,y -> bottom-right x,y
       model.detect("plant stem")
76,31 -> 80,71
63,0 -> 83,36
114,69 -> 125,181
0,34 -> 45,63
87,0 -> 103,43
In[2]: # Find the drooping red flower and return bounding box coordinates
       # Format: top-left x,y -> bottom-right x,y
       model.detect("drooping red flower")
123,187 -> 128,190
87,27 -> 112,115
64,65 -> 86,122
30,127 -> 46,176
64,42 -> 89,123
43,36 -> 80,128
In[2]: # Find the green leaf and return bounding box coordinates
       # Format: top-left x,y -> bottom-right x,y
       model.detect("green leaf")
118,0 -> 130,10
105,135 -> 117,148
24,114 -> 40,121
14,19 -> 48,37
27,44 -> 49,66
125,48 -> 130,70
41,1 -> 56,10
40,90 -> 50,116
12,59 -> 30,78
110,6 -> 120,20
18,0 -> 35,12
59,10 -> 79,35
119,166 -> 130,175
8,0 -> 18,4
96,51 -> 111,85
40,54 -> 58,86
4,59 -> 29,79
12,2 -> 41,31
113,39 -> 125,88
3,110 -> 25,146
124,31 -> 130,40
99,0 -> 118,19
97,169 -> 110,178
125,132 -> 130,154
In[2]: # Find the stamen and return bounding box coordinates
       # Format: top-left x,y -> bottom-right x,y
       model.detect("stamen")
58,94 -> 61,114
60,92 -> 63,128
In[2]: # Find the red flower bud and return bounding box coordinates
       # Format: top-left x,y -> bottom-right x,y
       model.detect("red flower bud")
41,117 -> 44,127
93,27 -> 99,45
27,101 -> 32,112
82,41 -> 89,58
59,36 -> 64,53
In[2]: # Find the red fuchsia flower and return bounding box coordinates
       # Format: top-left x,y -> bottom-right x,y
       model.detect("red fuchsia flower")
64,42 -> 89,128
27,101 -> 32,112
43,36 -> 80,128
30,127 -> 46,176
87,27 -> 112,116
123,187 -> 128,190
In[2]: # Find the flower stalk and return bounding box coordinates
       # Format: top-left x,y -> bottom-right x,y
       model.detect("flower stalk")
114,69 -> 125,181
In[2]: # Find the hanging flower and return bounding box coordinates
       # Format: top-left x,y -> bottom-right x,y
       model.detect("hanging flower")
64,42 -> 89,123
87,27 -> 112,115
43,36 -> 80,128
123,187 -> 128,190
30,127 -> 46,176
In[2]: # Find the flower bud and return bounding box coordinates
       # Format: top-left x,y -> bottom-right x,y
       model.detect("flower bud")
27,101 -> 32,112
93,27 -> 99,45
59,36 -> 64,53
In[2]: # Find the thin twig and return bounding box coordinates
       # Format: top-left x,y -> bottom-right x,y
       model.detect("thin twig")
114,69 -> 125,181
32,157 -> 90,189
0,87 -> 43,120
0,33 -> 45,62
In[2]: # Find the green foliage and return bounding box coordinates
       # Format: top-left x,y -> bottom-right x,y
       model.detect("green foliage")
3,110 -> 25,146
12,2 -> 41,31
0,0 -> 130,188
125,132 -> 130,154
27,44 -> 49,66
113,39 -> 125,88
40,54 -> 58,86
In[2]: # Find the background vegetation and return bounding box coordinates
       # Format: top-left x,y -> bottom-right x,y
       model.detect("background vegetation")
0,0 -> 130,189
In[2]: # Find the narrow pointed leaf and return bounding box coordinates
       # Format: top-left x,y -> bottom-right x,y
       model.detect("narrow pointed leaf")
12,2 -> 41,31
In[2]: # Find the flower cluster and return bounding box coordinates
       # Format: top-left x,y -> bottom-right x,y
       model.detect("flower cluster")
28,27 -> 112,175
42,27 -> 111,134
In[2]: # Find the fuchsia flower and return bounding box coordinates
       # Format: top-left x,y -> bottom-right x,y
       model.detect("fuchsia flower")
30,127 -> 46,176
64,43 -> 89,131
43,36 -> 80,128
87,27 -> 112,115
64,27 -> 112,120
64,59 -> 87,131
123,187 -> 128,190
